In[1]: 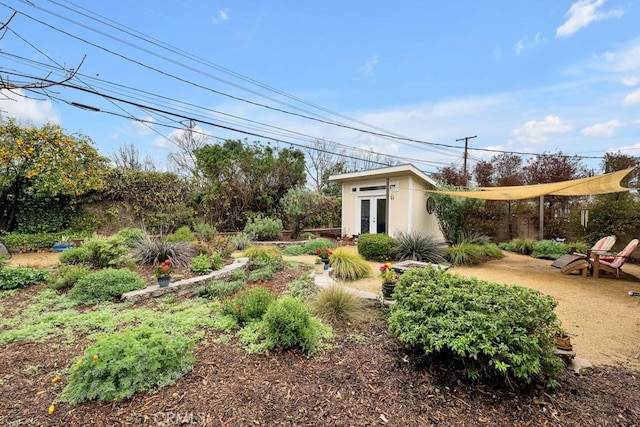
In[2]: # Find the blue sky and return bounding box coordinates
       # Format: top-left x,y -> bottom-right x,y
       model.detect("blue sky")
1,0 -> 639,175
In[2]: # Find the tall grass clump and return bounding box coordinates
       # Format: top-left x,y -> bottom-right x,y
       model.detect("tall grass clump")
510,238 -> 537,255
392,231 -> 446,263
311,284 -> 365,323
446,242 -> 485,266
329,247 -> 370,281
132,234 -> 196,267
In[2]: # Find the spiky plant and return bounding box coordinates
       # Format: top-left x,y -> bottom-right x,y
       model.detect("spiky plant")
510,237 -> 537,255
311,284 -> 365,323
446,242 -> 485,266
329,247 -> 370,281
132,234 -> 196,268
392,231 -> 446,263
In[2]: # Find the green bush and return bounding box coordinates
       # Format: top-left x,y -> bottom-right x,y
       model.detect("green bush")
446,243 -> 486,266
132,234 -> 196,268
0,267 -> 49,290
166,226 -> 197,243
244,245 -> 284,271
392,231 -> 446,263
68,268 -> 146,304
59,246 -> 91,265
311,285 -> 365,323
231,233 -> 252,251
388,268 -> 564,386
82,235 -> 129,268
192,221 -> 217,241
497,242 -> 514,251
190,254 -> 213,274
282,245 -> 305,256
243,215 -> 283,241
329,247 -> 370,281
0,255 -> 8,269
115,228 -> 146,247
0,232 -> 62,252
531,240 -> 570,260
301,238 -> 336,254
260,296 -> 332,354
247,266 -> 275,283
285,272 -> 318,300
357,233 -> 394,262
222,286 -> 277,325
60,326 -> 194,403
210,252 -> 224,270
51,265 -> 90,291
195,279 -> 245,299
299,232 -> 317,239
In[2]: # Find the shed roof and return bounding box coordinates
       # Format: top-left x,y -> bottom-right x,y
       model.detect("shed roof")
329,164 -> 438,187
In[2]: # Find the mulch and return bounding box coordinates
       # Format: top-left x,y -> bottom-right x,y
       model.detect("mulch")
1,267 -> 639,426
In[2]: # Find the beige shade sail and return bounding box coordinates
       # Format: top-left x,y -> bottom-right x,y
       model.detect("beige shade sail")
426,168 -> 635,200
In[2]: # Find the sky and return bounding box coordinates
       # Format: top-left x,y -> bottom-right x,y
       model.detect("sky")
1,0 -> 639,176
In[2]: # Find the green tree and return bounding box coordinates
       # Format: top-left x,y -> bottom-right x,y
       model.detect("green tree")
0,119 -> 109,231
195,139 -> 306,230
280,187 -> 319,239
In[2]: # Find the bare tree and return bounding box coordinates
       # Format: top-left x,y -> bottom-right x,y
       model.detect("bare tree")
348,149 -> 398,172
303,139 -> 347,193
112,143 -> 156,171
167,121 -> 209,181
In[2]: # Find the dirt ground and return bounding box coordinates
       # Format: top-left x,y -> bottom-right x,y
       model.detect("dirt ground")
3,251 -> 640,426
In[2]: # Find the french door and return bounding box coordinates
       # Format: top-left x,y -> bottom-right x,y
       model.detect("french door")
359,197 -> 387,234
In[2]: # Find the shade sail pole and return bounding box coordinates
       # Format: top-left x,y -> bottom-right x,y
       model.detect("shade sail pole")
539,195 -> 544,240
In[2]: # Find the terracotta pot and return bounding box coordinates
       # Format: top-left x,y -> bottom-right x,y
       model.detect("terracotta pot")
555,335 -> 572,351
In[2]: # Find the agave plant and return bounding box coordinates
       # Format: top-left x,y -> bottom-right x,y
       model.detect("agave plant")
392,231 -> 446,263
132,234 -> 196,268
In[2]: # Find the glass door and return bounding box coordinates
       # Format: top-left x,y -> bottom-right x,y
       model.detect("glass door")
359,197 -> 387,234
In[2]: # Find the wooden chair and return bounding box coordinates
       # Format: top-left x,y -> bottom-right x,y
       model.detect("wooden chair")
555,235 -> 616,275
592,239 -> 639,279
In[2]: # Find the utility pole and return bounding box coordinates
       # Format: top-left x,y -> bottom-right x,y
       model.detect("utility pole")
455,135 -> 477,184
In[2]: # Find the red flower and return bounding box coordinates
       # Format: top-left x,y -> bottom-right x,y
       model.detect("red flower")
316,249 -> 322,254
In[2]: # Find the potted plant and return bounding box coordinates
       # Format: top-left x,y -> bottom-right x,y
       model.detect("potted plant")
316,248 -> 333,270
154,259 -> 173,288
313,256 -> 325,274
554,329 -> 573,351
53,235 -> 74,252
379,262 -> 399,299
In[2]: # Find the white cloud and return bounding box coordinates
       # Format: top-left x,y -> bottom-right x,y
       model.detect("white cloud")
132,116 -> 155,135
623,88 -> 640,106
151,128 -> 180,149
556,0 -> 623,38
359,55 -> 379,77
581,119 -> 621,137
621,76 -> 639,86
0,89 -> 59,124
512,115 -> 572,144
515,34 -> 541,54
212,10 -> 229,24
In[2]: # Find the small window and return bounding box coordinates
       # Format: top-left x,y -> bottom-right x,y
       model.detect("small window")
359,185 -> 386,191
351,187 -> 357,193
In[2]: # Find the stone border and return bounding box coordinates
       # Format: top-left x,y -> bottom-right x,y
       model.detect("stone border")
121,257 -> 249,302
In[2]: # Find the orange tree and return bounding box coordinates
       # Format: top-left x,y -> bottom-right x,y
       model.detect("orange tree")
0,118 -> 109,232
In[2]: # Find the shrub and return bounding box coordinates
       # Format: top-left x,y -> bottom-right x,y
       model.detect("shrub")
531,240 -> 570,260
195,279 -> 245,299
497,242 -> 514,251
0,232 -> 61,252
392,231 -> 446,263
282,245 -> 305,256
68,269 -> 146,304
247,267 -> 275,283
388,268 -> 564,386
192,221 -> 217,241
60,326 -> 194,403
0,255 -> 8,269
190,254 -> 213,274
311,285 -> 365,323
244,245 -> 284,271
510,238 -> 537,255
166,226 -> 196,243
285,272 -> 318,300
82,235 -> 129,268
301,238 -> 336,254
222,286 -> 277,325
568,240 -> 588,255
260,296 -> 332,354
132,234 -> 196,268
51,265 -> 90,291
357,233 -> 394,262
115,228 -> 146,247
299,232 -> 317,239
208,235 -> 234,258
329,247 -> 370,281
210,252 -> 224,270
59,246 -> 91,265
0,267 -> 49,290
231,233 -> 252,251
482,243 -> 505,259
243,215 -> 283,241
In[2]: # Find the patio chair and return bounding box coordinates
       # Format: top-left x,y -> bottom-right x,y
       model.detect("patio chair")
554,235 -> 616,275
592,238 -> 639,279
